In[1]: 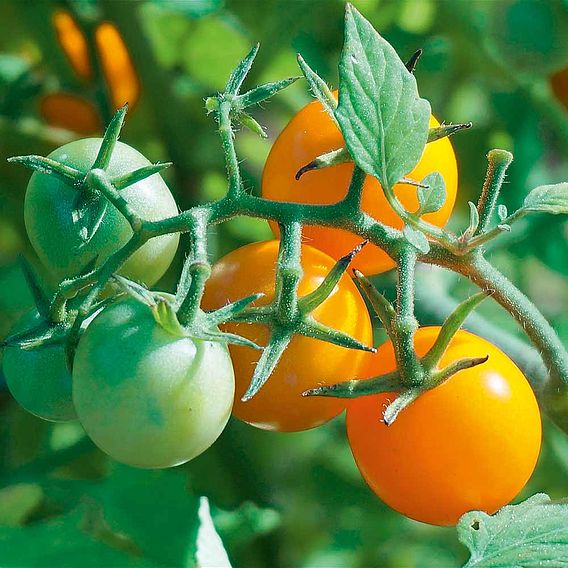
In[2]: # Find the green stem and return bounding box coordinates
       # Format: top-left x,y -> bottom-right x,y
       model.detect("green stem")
219,100 -> 242,200
275,222 -> 303,323
475,149 -> 514,236
464,208 -> 527,251
393,247 -> 423,386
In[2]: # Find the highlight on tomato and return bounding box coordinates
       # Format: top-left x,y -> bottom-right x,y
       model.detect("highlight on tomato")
202,240 -> 373,432
346,327 -> 542,526
261,93 -> 458,275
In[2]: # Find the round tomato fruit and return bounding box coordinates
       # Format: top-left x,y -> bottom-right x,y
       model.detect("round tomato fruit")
347,327 -> 542,526
202,240 -> 373,432
24,139 -> 179,285
2,310 -> 76,422
262,94 -> 458,275
72,295 -> 235,469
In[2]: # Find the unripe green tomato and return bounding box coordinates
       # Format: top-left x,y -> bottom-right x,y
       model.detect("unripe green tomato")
3,310 -> 76,422
24,139 -> 179,286
72,294 -> 235,469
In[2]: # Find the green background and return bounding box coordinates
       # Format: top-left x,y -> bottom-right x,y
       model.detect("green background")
0,0 -> 567,566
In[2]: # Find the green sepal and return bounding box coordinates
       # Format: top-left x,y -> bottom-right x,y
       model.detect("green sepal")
71,190 -> 108,245
152,298 -> 187,338
225,43 -> 260,95
427,122 -> 472,143
241,330 -> 291,401
1,319 -> 70,351
298,241 -> 368,314
296,53 -> 338,122
19,257 -> 50,319
111,162 -> 173,190
353,269 -> 396,332
92,104 -> 128,171
383,388 -> 421,425
194,326 -> 262,351
237,76 -> 301,109
422,290 -> 492,370
7,155 -> 82,186
303,368 -> 405,398
299,318 -> 375,353
207,293 -> 265,325
236,113 -> 267,138
404,49 -> 423,73
295,147 -> 352,180
111,274 -> 160,307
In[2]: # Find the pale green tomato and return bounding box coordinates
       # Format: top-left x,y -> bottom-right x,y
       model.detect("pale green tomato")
72,295 -> 235,469
3,310 -> 76,422
24,139 -> 179,285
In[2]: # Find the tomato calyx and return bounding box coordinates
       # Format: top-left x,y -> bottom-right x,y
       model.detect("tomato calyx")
304,274 -> 493,424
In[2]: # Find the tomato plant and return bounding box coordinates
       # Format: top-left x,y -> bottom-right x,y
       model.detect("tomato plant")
347,327 -> 542,526
261,94 -> 458,274
72,294 -> 235,469
2,309 -> 76,422
23,138 -> 179,285
202,240 -> 373,432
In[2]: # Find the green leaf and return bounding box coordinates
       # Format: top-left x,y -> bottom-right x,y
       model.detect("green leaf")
152,0 -> 222,18
459,494 -> 568,567
403,225 -> 430,254
238,76 -> 301,108
417,172 -> 446,215
334,5 -> 430,189
523,183 -> 568,215
463,201 -> 480,239
497,203 -> 508,221
196,498 -> 232,568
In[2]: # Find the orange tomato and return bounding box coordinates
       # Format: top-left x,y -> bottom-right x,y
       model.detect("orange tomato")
53,10 -> 91,81
551,66 -> 568,111
202,240 -> 373,432
39,93 -> 101,134
262,94 -> 458,275
95,22 -> 140,110
347,327 -> 542,526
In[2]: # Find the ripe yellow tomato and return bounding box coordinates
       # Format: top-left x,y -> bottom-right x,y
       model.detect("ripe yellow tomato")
262,94 -> 458,275
347,327 -> 542,526
53,10 -> 91,80
202,240 -> 373,432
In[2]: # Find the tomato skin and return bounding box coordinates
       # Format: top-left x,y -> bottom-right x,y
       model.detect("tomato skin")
24,139 -> 179,285
72,295 -> 235,469
262,96 -> 458,275
202,240 -> 373,432
347,327 -> 542,526
2,310 -> 76,422
551,66 -> 568,111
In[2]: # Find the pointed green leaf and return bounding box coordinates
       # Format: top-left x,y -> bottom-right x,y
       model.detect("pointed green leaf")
404,49 -> 423,73
72,192 -> 108,245
238,76 -> 301,108
427,122 -> 472,143
111,162 -> 172,190
403,225 -> 430,254
296,54 -> 338,122
208,293 -> 265,324
353,269 -> 396,331
8,155 -> 82,185
459,494 -> 568,567
198,329 -> 261,350
225,43 -> 259,95
295,146 -> 352,180
335,5 -> 430,189
241,331 -> 291,401
19,257 -> 49,318
300,318 -> 375,353
112,274 -> 157,307
523,182 -> 568,215
92,105 -> 128,171
463,201 -> 480,239
417,172 -> 446,215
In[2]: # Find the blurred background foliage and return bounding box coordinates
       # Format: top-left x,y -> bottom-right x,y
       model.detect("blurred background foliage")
0,0 -> 567,566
